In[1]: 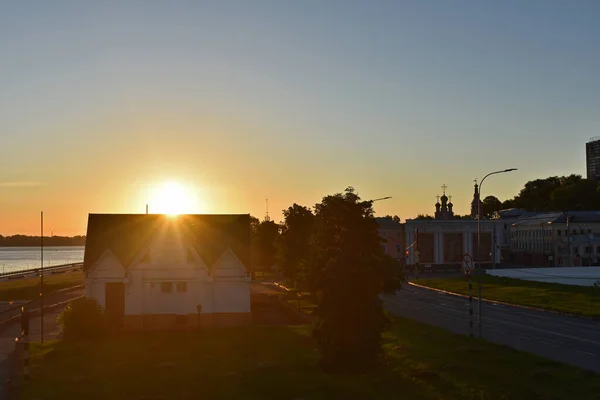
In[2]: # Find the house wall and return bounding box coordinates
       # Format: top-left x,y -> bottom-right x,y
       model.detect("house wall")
85,251 -> 126,309
85,243 -> 252,329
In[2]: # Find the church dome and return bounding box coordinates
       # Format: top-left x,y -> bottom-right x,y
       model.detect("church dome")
440,194 -> 448,203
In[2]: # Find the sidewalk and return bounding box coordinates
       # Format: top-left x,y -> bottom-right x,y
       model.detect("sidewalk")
0,304 -> 67,399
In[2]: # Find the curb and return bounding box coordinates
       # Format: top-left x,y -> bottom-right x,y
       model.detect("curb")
0,296 -> 83,333
407,281 -> 599,320
0,284 -> 84,319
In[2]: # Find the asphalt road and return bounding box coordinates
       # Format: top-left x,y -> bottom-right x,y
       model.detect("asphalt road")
383,284 -> 600,373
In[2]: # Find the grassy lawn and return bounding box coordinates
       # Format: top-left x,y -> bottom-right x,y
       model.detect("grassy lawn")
23,318 -> 600,400
0,271 -> 83,301
414,274 -> 600,318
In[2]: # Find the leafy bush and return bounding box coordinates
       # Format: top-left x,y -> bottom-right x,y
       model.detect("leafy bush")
57,297 -> 106,340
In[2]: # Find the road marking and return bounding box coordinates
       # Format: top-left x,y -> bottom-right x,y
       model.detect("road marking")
539,340 -> 559,348
575,350 -> 597,357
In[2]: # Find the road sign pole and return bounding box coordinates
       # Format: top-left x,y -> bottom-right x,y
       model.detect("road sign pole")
469,275 -> 473,338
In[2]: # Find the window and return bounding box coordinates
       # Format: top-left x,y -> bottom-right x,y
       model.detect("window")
573,229 -> 577,235
580,229 -> 585,234
597,246 -> 600,254
557,230 -> 561,236
396,245 -> 403,253
574,246 -> 579,255
585,246 -> 592,254
588,229 -> 592,234
397,232 -> 402,237
176,282 -> 187,293
161,282 -> 172,293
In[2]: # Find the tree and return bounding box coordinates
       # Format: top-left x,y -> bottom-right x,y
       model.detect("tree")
482,195 -> 502,217
254,219 -> 280,275
382,215 -> 401,223
414,214 -> 434,220
503,175 -> 600,212
501,199 -> 515,209
550,179 -> 600,211
278,204 -> 314,287
310,187 -> 397,373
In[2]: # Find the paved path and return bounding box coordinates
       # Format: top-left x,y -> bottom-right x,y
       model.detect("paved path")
383,284 -> 600,373
0,304 -> 67,399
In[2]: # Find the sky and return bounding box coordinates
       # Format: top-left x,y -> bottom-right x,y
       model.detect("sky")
2,0 -> 600,235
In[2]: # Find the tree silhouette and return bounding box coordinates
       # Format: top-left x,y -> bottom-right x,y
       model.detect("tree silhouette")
310,187 -> 395,373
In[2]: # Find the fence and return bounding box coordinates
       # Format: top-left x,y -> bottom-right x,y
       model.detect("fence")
0,263 -> 83,281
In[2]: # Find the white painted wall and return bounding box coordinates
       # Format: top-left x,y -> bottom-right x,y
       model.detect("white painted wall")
487,267 -> 600,287
85,244 -> 251,315
86,250 -> 126,309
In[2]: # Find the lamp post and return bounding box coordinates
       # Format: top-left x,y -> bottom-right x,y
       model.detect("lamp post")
477,168 -> 517,338
370,196 -> 392,203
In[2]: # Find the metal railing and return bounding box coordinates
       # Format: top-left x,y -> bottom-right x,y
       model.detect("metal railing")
0,262 -> 83,280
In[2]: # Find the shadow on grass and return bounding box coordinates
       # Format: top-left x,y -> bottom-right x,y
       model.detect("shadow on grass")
22,319 -> 600,400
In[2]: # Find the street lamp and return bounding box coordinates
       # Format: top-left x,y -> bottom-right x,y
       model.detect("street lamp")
476,168 -> 517,338
370,196 -> 392,203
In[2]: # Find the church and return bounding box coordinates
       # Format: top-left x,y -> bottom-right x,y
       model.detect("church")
404,183 -> 506,271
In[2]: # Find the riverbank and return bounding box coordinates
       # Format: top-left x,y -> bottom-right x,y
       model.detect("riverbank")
0,272 -> 83,301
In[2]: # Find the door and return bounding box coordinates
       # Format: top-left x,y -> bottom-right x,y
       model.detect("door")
105,282 -> 125,327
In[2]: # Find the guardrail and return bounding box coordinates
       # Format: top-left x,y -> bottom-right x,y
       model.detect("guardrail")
0,262 -> 83,280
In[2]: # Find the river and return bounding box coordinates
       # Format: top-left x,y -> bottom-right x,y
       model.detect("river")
0,246 -> 84,273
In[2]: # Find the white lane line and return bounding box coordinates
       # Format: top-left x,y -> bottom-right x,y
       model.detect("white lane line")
575,349 -> 597,357
539,340 -> 559,348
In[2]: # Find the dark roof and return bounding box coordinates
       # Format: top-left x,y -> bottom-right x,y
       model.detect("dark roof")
83,214 -> 251,272
494,208 -> 537,219
512,210 -> 600,227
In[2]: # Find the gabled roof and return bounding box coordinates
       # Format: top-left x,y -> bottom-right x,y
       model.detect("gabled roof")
83,214 -> 250,272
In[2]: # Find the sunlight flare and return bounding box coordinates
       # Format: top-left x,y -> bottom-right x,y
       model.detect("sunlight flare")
149,181 -> 201,215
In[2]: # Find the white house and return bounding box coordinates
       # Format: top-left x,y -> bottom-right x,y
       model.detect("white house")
83,214 -> 252,330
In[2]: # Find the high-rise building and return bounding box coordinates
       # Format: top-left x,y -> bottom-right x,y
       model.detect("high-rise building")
586,137 -> 600,181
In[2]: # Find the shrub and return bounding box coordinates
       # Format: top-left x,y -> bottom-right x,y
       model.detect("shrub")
57,297 -> 106,340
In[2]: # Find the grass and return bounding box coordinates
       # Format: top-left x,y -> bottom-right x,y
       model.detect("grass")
414,274 -> 600,317
0,271 -> 83,301
23,318 -> 600,400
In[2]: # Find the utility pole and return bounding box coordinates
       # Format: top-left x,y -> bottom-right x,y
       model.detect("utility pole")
566,213 -> 571,267
477,168 -> 517,339
40,211 -> 44,343
265,199 -> 270,221
415,228 -> 420,279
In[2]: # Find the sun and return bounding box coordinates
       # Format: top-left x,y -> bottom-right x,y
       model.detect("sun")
149,181 -> 199,216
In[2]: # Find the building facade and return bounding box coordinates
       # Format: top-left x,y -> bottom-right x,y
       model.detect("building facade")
84,214 -> 252,330
510,211 -> 600,267
404,185 -> 506,271
586,137 -> 600,181
376,217 -> 405,264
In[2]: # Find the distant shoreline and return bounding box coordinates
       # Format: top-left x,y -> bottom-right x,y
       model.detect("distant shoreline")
0,236 -> 86,247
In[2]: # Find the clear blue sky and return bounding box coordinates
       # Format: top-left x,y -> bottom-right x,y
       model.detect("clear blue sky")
1,0 -> 600,234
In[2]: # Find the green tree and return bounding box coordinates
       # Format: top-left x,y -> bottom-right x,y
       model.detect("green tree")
483,195 -> 503,217
510,175 -> 586,212
254,219 -> 280,275
382,215 -> 401,223
278,204 -> 315,288
414,214 -> 434,220
310,187 -> 396,373
550,179 -> 600,211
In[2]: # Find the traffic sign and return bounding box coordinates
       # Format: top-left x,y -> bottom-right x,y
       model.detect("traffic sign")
462,253 -> 474,276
